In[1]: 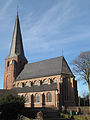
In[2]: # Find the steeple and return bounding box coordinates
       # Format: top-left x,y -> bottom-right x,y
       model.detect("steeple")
8,12 -> 24,58
4,12 -> 27,89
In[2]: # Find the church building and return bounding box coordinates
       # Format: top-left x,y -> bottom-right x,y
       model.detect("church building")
3,13 -> 78,108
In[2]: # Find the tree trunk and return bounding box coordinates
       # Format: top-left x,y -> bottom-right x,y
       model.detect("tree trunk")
88,83 -> 90,106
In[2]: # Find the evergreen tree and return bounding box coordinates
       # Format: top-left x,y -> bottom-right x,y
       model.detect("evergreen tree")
0,94 -> 25,120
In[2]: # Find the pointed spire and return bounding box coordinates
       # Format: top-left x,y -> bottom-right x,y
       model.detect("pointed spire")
8,12 -> 25,58
17,5 -> 19,17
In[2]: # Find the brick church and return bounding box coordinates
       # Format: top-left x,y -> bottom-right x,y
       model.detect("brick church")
3,13 -> 78,108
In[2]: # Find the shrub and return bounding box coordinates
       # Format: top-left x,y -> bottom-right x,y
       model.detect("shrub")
0,94 -> 25,120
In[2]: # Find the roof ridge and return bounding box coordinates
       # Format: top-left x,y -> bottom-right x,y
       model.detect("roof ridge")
26,56 -> 63,65
16,56 -> 73,81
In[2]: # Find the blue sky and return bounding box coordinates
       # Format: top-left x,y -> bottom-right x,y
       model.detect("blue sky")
0,0 -> 90,97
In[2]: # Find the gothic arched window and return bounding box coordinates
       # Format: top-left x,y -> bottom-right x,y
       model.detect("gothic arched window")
48,78 -> 52,84
46,92 -> 52,102
7,61 -> 9,67
29,81 -> 32,87
33,81 -> 38,86
43,79 -> 48,84
53,77 -> 57,83
17,83 -> 20,87
25,82 -> 29,87
35,93 -> 40,103
25,94 -> 29,103
22,82 -> 25,87
17,82 -> 22,87
12,60 -> 16,65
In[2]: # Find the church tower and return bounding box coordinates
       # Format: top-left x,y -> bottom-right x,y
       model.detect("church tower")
4,12 -> 27,89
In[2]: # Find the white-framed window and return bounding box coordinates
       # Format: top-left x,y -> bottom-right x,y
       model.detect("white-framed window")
43,79 -> 48,84
33,81 -> 38,86
53,77 -> 57,83
17,82 -> 22,87
25,94 -> 29,103
35,93 -> 40,103
46,92 -> 52,102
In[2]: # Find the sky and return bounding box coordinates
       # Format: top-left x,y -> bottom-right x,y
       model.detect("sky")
0,0 -> 90,97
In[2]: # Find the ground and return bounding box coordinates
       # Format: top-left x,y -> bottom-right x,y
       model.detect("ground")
22,115 -> 90,120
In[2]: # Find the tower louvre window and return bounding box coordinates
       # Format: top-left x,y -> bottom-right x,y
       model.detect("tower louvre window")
7,61 -> 9,67
12,60 -> 16,64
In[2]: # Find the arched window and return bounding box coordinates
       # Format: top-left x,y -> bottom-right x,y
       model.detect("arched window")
53,77 -> 57,83
12,60 -> 16,65
17,83 -> 22,87
33,81 -> 38,86
7,61 -> 9,67
19,94 -> 23,96
43,79 -> 48,84
17,83 -> 19,87
35,93 -> 40,103
38,80 -> 41,85
25,94 -> 29,103
22,82 -> 25,87
46,92 -> 52,102
25,82 -> 29,87
48,78 -> 52,84
29,81 -> 32,87
17,83 -> 20,87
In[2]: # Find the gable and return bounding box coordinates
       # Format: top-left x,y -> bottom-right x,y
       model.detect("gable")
61,57 -> 73,76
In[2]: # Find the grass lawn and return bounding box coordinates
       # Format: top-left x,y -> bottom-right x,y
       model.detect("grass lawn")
73,115 -> 90,120
60,113 -> 90,120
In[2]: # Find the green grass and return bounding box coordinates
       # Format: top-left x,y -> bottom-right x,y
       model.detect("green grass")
60,113 -> 90,120
73,115 -> 90,120
60,113 -> 70,118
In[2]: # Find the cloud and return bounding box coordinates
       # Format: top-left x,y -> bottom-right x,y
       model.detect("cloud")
22,0 -> 90,55
0,0 -> 13,20
22,0 -> 73,50
24,0 -> 73,38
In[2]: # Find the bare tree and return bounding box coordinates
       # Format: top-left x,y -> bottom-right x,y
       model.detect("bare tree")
71,51 -> 90,106
82,92 -> 89,106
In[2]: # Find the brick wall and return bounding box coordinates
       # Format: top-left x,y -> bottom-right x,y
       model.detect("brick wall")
4,56 -> 27,89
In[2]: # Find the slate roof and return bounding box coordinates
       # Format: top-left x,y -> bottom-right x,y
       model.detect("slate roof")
16,56 -> 73,81
7,12 -> 25,59
11,83 -> 57,93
